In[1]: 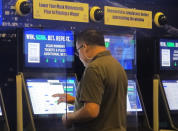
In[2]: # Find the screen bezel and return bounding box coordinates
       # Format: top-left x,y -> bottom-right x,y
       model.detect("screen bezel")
23,72 -> 77,118
103,32 -> 137,74
17,28 -> 75,73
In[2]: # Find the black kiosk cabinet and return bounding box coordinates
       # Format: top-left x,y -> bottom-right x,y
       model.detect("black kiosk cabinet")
153,38 -> 178,131
16,28 -> 77,131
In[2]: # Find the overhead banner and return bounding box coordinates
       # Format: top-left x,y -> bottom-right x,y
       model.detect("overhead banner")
104,6 -> 152,29
33,0 -> 89,23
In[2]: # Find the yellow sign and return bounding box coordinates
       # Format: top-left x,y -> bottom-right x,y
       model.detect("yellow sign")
33,0 -> 89,23
104,6 -> 152,29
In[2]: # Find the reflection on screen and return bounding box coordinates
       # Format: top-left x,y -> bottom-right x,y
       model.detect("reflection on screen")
104,35 -> 135,70
127,80 -> 142,112
162,80 -> 178,110
26,77 -> 76,115
0,105 -> 2,116
24,29 -> 74,68
160,39 -> 178,70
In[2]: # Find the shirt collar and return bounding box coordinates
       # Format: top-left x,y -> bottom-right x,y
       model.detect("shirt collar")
91,50 -> 111,62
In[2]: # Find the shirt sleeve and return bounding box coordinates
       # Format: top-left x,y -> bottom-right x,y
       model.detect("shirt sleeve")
79,67 -> 104,105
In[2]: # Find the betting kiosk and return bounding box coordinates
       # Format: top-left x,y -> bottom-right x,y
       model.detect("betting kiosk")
0,88 -> 10,131
104,33 -> 152,131
153,38 -> 178,131
16,28 -> 77,131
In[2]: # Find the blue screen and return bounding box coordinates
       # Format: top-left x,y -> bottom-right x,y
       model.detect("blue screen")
26,77 -> 76,115
24,29 -> 74,68
160,39 -> 178,70
104,35 -> 135,70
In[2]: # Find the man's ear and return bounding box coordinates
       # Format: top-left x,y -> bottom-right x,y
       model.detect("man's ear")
83,43 -> 87,48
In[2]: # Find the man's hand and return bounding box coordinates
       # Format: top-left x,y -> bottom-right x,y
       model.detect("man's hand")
52,93 -> 75,104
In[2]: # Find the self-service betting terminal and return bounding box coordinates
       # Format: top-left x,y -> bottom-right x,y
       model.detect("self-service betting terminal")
16,28 -> 77,131
0,88 -> 10,131
154,38 -> 178,131
104,33 -> 152,131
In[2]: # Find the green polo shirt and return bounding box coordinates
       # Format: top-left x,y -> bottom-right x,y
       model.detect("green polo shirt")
74,50 -> 128,131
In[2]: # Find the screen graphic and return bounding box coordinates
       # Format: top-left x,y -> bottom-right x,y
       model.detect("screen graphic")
162,80 -> 178,110
104,35 -> 135,70
26,77 -> 76,115
160,39 -> 178,70
24,29 -> 74,68
127,80 -> 142,112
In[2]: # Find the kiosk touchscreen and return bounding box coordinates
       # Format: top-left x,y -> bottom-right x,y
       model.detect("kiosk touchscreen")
127,80 -> 142,112
25,76 -> 76,115
162,80 -> 178,127
162,80 -> 178,111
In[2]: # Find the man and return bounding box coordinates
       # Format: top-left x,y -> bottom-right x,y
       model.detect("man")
53,29 -> 128,131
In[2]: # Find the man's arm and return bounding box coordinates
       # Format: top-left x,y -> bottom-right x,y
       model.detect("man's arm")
62,102 -> 100,127
72,102 -> 100,121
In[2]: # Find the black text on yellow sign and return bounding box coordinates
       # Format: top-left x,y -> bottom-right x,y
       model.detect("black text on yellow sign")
33,0 -> 89,23
104,6 -> 152,29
